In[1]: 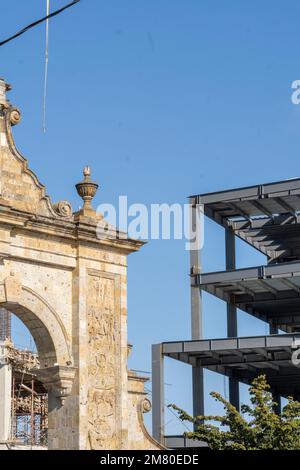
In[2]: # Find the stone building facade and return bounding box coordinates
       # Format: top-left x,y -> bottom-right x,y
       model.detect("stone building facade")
0,78 -> 162,450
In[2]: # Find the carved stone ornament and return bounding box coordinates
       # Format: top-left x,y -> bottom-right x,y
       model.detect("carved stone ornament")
9,107 -> 21,126
141,397 -> 152,414
53,200 -> 73,218
33,365 -> 76,406
76,166 -> 99,211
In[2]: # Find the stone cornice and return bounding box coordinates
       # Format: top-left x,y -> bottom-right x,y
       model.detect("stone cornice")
0,204 -> 145,254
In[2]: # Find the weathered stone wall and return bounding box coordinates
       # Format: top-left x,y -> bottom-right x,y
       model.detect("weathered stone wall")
87,272 -> 121,449
127,372 -> 165,450
0,344 -> 12,443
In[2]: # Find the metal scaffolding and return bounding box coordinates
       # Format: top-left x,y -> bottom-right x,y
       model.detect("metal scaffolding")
152,177 -> 300,448
12,370 -> 48,446
6,344 -> 48,447
0,308 -> 11,341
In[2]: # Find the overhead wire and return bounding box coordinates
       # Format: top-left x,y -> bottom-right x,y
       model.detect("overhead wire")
43,0 -> 50,133
0,0 -> 81,47
145,386 -> 191,433
0,0 -> 82,131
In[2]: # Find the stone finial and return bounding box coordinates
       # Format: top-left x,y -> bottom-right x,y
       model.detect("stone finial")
75,166 -> 99,215
0,78 -> 11,106
83,166 -> 91,178
0,78 -> 21,126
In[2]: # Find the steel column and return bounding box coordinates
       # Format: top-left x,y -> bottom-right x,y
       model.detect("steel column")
225,227 -> 240,410
272,390 -> 282,415
270,324 -> 279,335
190,203 -> 204,420
152,343 -> 165,444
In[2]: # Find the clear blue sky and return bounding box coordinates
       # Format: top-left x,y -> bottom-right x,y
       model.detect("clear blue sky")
2,0 -> 299,434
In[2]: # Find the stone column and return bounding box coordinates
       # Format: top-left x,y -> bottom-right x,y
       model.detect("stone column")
34,365 -> 77,450
0,343 -> 12,443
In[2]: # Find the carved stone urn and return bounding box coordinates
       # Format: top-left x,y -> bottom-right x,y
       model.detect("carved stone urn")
76,166 -> 99,215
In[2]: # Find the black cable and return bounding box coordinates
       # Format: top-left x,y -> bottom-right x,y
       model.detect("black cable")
0,0 -> 81,47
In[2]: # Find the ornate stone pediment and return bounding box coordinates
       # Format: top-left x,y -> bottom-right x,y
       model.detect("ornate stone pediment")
0,78 -> 157,450
0,79 -> 72,220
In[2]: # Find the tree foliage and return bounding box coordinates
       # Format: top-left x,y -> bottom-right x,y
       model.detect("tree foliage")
169,375 -> 300,450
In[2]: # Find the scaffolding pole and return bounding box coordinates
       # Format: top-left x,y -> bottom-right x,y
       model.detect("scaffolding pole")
0,308 -> 11,341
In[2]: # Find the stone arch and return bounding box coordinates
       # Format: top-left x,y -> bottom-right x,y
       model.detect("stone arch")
0,278 -> 72,368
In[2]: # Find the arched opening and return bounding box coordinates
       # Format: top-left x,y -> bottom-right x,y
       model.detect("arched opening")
11,314 -> 36,352
0,280 -> 73,368
0,307 -> 49,448
3,302 -> 58,369
0,281 -> 76,449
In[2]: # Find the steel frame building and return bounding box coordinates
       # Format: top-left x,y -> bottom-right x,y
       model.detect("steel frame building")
152,178 -> 300,447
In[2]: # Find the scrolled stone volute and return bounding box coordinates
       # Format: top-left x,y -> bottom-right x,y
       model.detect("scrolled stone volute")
141,397 -> 152,414
9,107 -> 21,126
53,201 -> 73,218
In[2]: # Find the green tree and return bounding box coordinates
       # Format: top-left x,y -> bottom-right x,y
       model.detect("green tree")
169,375 -> 300,450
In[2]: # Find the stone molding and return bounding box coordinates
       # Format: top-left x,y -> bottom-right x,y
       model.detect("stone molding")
0,279 -> 73,368
34,366 -> 77,405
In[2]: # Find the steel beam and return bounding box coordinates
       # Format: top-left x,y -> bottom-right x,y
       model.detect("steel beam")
192,178 -> 300,210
